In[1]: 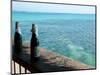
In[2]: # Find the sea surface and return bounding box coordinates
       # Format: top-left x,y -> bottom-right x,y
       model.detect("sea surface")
12,11 -> 96,67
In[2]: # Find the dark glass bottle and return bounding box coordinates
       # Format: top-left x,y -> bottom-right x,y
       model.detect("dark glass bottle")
30,24 -> 39,62
14,22 -> 22,53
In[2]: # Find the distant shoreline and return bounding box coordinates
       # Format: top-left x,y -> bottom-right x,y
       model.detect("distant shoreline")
13,11 -> 95,15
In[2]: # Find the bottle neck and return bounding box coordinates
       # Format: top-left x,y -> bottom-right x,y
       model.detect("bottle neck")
16,27 -> 21,34
31,25 -> 38,37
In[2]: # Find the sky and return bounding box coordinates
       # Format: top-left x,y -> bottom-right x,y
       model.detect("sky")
12,1 -> 95,14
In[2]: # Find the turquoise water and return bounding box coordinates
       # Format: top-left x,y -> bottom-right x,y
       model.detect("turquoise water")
12,11 -> 96,67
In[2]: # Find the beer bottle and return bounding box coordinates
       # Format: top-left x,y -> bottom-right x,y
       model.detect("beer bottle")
14,22 -> 22,53
30,24 -> 39,62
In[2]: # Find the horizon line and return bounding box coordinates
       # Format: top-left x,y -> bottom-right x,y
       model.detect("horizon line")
12,10 -> 95,15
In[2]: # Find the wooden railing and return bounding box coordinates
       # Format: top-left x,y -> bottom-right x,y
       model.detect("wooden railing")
12,60 -> 30,74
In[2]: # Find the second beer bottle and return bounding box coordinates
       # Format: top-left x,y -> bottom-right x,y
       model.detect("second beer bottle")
30,24 -> 39,62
